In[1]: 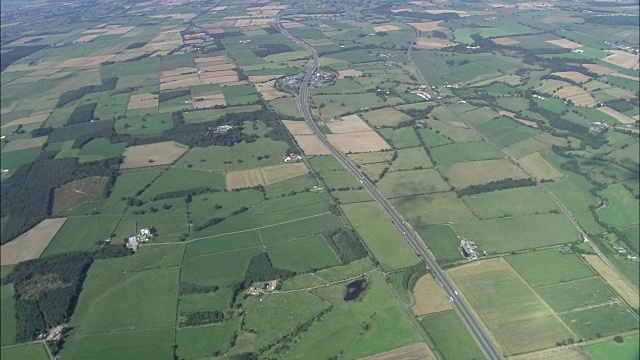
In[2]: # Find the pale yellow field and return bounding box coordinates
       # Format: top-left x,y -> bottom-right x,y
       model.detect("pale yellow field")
597,107 -> 636,124
546,39 -> 583,49
442,159 -> 528,188
520,152 -> 564,180
359,343 -> 436,360
249,75 -> 281,83
493,37 -> 520,45
199,74 -> 239,85
425,9 -> 469,17
293,134 -> 331,155
583,63 -> 616,75
326,132 -> 392,153
326,115 -> 374,134
120,141 -> 188,169
508,346 -> 590,360
0,218 -> 67,265
603,50 -> 639,70
192,91 -> 226,109
55,55 -> 115,68
225,163 -> 309,190
1,136 -> 48,152
373,24 -> 402,32
161,67 -> 197,78
282,120 -> 314,135
556,86 -> 597,107
412,275 -> 454,316
75,34 -> 101,42
553,71 -> 591,83
408,21 -> 443,31
542,15 -> 584,24
584,255 -> 639,309
260,90 -> 289,101
337,69 -> 363,79
414,37 -> 457,50
160,76 -> 201,90
199,63 -> 236,72
127,93 -> 158,110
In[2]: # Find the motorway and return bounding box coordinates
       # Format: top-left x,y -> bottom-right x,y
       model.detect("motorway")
275,11 -> 504,360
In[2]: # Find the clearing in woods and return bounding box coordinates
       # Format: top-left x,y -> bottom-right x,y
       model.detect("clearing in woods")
127,93 -> 158,110
0,218 -> 67,265
359,343 -> 436,360
225,163 -> 309,190
411,275 -> 454,316
52,176 -> 110,216
120,141 -> 188,169
492,37 -> 520,45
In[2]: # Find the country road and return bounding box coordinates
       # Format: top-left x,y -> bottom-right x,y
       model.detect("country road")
276,10 -> 504,360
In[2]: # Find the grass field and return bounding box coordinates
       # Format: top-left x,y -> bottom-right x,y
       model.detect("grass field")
388,147 -> 433,171
440,159 -> 529,189
598,183 -> 639,229
282,272 -> 422,359
560,302 -> 639,340
252,201 -> 329,228
536,277 -> 618,313
455,213 -> 577,253
1,343 -> 50,360
361,108 -> 412,127
61,328 -> 175,360
176,319 -> 240,359
185,231 -> 262,259
181,247 -> 260,287
506,249 -> 594,287
377,169 -> 450,198
174,139 -> 288,171
139,168 -> 225,200
545,173 -> 604,235
582,334 -> 640,360
68,264 -> 179,336
1,284 -> 15,346
42,214 -> 121,256
391,192 -> 475,226
429,141 -> 501,165
390,127 -> 421,149
258,213 -> 343,244
415,224 -> 464,264
449,258 -> 573,355
342,202 -> 419,271
267,234 -> 341,272
419,310 -> 486,360
462,186 -> 560,220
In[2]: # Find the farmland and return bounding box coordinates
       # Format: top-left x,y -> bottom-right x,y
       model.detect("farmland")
1,0 -> 638,358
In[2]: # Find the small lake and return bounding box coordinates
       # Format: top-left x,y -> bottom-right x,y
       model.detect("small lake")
343,279 -> 367,301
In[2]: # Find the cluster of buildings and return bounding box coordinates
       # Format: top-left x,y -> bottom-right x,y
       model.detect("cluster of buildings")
460,239 -> 478,260
589,121 -> 610,134
284,153 -> 302,163
247,279 -> 279,295
124,227 -> 154,252
276,69 -> 337,91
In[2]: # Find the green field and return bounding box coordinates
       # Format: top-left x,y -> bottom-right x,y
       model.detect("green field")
185,231 -> 262,259
342,202 -> 418,271
388,147 -> 433,172
61,328 -> 175,360
267,234 -> 341,272
115,113 -> 173,134
440,159 -> 528,189
415,225 -> 464,264
176,319 -> 240,359
181,247 -> 260,287
536,277 -> 618,313
582,334 -> 640,360
506,249 -> 594,287
258,212 -> 343,244
361,107 -> 412,127
560,302 -> 639,340
598,184 -> 639,229
377,168 -> 450,198
462,186 -> 560,220
280,272 -> 422,359
139,168 -> 225,200
390,127 -> 421,149
321,169 -> 362,190
455,213 -> 578,253
545,172 -> 604,235
1,343 -> 50,360
420,310 -> 486,360
429,141 -> 501,165
1,284 -> 16,346
391,192 -> 475,226
43,214 -> 121,256
178,287 -> 233,314
308,155 -> 344,172
416,128 -> 452,148
450,259 -> 573,355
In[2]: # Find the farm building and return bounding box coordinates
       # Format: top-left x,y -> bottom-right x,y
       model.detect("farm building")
284,153 -> 302,163
247,279 -> 280,295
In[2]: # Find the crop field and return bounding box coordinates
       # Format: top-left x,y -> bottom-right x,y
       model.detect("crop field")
582,334 -> 640,360
359,343 -> 435,360
519,151 -> 564,180
440,159 -> 528,189
510,346 -> 590,360
603,50 -> 639,70
342,202 -> 418,271
43,214 -> 121,256
419,310 -> 486,360
556,86 -> 597,107
391,193 -> 475,226
536,277 -> 619,313
326,131 -> 392,153
455,213 -> 577,253
584,255 -> 639,309
377,169 -> 450,198
462,187 -> 560,220
1,136 -> 47,152
120,141 -> 188,169
560,302 -> 638,340
225,163 -> 308,190
506,249 -> 594,288
0,218 -> 67,265
449,258 -> 573,355
267,234 -> 341,272
429,141 -> 501,165
412,275 -> 453,316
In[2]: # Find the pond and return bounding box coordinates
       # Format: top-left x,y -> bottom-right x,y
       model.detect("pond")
343,279 -> 367,301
